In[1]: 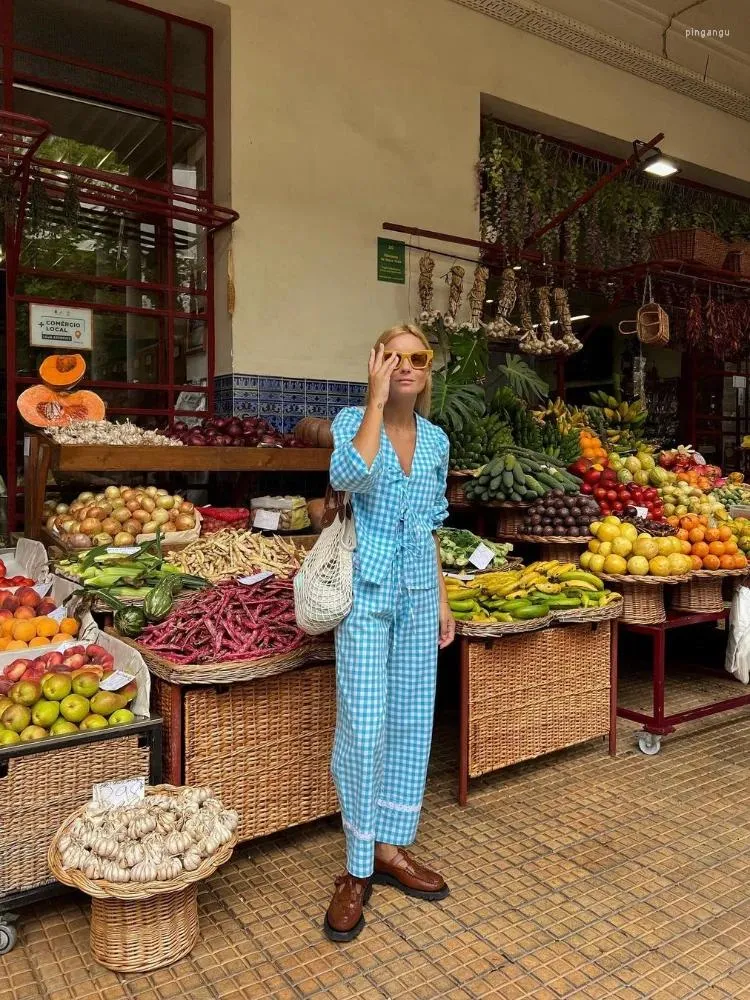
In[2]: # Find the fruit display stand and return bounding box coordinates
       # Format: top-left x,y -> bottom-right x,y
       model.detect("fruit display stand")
457,620 -> 616,805
596,572 -> 685,625
23,433 -> 332,542
505,534 -> 590,566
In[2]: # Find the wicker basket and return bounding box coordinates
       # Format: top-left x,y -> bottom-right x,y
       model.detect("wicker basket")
466,622 -> 610,775
538,541 -> 586,564
116,634 -> 333,686
180,663 -> 339,842
649,229 -> 728,269
493,502 -> 532,535
1,730 -> 155,898
550,598 -> 623,624
48,785 -> 237,973
456,613 -> 552,638
446,471 -> 474,508
671,576 -> 724,614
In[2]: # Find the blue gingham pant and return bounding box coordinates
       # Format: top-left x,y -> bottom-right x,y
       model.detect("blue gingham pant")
333,569 -> 440,877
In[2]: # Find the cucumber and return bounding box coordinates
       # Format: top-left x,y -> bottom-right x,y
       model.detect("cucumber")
502,470 -> 515,489
510,491 -> 522,501
490,475 -> 503,491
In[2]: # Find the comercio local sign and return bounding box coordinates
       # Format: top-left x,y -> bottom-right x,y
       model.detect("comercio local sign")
30,303 -> 93,351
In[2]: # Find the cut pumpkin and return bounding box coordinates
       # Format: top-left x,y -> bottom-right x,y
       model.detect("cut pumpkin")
39,353 -> 86,389
17,385 -> 105,428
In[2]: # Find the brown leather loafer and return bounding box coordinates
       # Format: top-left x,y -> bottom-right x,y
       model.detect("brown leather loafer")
323,873 -> 373,942
372,848 -> 450,901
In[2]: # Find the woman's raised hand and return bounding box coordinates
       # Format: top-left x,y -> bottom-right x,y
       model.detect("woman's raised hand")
367,344 -> 400,408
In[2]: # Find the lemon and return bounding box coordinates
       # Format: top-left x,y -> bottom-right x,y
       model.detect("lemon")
667,553 -> 691,575
620,523 -> 638,542
656,537 -> 674,556
649,556 -> 671,576
627,555 -> 650,575
579,551 -> 593,569
603,516 -> 622,526
597,523 -> 621,543
588,539 -> 601,554
611,537 -> 632,557
603,554 -> 627,575
598,542 -> 612,557
589,521 -> 602,537
633,537 -> 659,560
589,554 -> 606,573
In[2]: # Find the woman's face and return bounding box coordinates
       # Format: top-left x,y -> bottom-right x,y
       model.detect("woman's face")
383,333 -> 431,403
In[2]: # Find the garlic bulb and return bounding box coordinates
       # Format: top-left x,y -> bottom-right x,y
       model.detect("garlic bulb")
182,849 -> 202,871
131,860 -> 158,882
165,831 -> 192,856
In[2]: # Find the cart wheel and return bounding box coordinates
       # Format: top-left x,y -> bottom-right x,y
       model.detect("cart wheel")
0,922 -> 17,955
637,732 -> 662,756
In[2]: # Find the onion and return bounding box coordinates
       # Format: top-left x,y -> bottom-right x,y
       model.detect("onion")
227,422 -> 243,438
121,489 -> 136,503
113,508 -> 131,523
213,417 -> 229,430
94,493 -> 106,503
104,486 -> 121,500
76,508 -> 90,522
126,499 -> 141,513
93,533 -> 114,546
152,509 -> 170,525
140,497 -> 156,513
113,531 -> 135,546
100,518 -> 120,536
179,501 -> 195,514
188,433 -> 206,446
46,515 -> 58,531
66,533 -> 93,550
61,518 -> 77,534
156,496 -> 175,510
174,514 -> 195,531
156,489 -> 169,496
132,510 -> 151,524
145,486 -> 159,498
55,503 -> 69,515
142,520 -> 159,534
231,437 -> 245,447
80,517 -> 103,535
87,506 -> 106,521
173,420 -> 187,432
124,519 -> 142,535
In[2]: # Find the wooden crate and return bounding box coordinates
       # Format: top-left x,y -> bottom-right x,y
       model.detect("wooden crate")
151,662 -> 339,843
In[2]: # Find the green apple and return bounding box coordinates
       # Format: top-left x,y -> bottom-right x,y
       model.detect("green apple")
108,708 -> 135,726
49,718 -> 79,737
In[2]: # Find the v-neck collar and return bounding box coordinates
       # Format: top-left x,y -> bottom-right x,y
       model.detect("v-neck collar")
383,413 -> 420,478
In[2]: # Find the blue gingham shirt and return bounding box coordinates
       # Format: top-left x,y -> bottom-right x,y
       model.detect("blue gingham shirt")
330,407 -> 450,590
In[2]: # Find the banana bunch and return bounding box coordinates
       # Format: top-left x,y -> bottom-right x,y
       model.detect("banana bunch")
590,391 -> 648,430
445,562 -> 620,624
532,399 -> 589,435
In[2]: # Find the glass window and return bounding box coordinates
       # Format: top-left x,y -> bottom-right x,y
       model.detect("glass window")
173,122 -> 206,191
16,274 -> 164,312
13,52 -> 165,109
13,85 -> 168,182
14,0 -> 166,82
172,22 -> 207,93
173,93 -> 206,119
174,318 -> 207,385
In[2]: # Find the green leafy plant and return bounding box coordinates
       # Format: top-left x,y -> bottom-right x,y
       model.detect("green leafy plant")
491,354 -> 548,404
430,369 -> 485,432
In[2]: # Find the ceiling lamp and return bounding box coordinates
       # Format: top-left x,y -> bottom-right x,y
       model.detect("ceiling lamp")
635,141 -> 680,177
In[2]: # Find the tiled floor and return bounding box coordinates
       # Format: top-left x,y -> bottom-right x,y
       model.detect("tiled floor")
5,660 -> 750,1000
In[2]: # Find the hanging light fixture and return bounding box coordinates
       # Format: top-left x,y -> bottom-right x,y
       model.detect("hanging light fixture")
635,140 -> 680,177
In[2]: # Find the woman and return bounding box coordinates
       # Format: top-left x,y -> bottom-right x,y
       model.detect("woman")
324,324 -> 455,942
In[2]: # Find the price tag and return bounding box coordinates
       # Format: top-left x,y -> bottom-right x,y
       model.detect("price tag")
238,571 -> 274,586
99,670 -> 133,692
253,509 -> 281,531
92,777 -> 145,810
468,543 -> 495,571
106,546 -> 141,556
48,606 -> 67,623
635,506 -> 649,519
693,453 -> 707,466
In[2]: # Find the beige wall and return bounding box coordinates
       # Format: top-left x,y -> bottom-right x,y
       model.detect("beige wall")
151,0 -> 750,382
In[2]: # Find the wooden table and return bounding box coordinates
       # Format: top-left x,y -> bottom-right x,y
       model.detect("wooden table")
24,433 -> 332,539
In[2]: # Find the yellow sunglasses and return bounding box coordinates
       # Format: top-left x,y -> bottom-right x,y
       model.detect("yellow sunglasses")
383,349 -> 434,370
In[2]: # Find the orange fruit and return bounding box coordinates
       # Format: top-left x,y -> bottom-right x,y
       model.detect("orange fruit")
5,639 -> 27,650
734,554 -> 747,569
13,606 -> 34,620
691,542 -> 709,559
1,618 -> 14,637
698,515 -> 709,526
28,636 -> 49,648
708,541 -> 725,557
667,516 -> 680,528
724,540 -> 738,555
720,554 -> 735,569
688,528 -> 705,544
0,638 -> 9,651
35,616 -> 58,638
12,620 -> 36,642
676,529 -> 689,541
680,540 -> 691,555
703,554 -> 720,570
690,555 -> 703,571
705,528 -> 720,542
59,617 -> 79,636
49,633 -> 69,644
718,525 -> 733,541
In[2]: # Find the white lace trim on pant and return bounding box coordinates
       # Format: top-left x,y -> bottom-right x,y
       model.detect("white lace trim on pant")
342,817 -> 375,841
376,798 -> 422,814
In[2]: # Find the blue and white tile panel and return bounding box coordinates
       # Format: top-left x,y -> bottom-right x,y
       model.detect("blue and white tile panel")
213,375 -> 367,432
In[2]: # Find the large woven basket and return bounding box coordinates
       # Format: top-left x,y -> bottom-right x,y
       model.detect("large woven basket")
455,613 -> 552,638
671,567 -> 749,613
446,471 -> 475,508
466,622 -> 610,775
48,784 -> 237,973
115,634 -> 333,685
1,732 -> 152,898
649,228 -> 728,269
493,502 -> 532,535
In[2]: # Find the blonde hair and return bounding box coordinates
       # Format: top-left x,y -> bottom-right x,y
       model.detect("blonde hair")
369,324 -> 433,418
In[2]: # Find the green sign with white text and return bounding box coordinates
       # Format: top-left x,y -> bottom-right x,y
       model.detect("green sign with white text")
377,238 -> 405,284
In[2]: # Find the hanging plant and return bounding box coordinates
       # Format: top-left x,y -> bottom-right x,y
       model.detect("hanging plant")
62,174 -> 81,230
27,176 -> 50,233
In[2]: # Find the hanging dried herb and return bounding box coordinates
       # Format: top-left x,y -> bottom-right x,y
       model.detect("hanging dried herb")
27,176 -> 49,233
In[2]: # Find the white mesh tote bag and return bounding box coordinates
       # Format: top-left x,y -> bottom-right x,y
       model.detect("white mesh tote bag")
294,488 -> 356,634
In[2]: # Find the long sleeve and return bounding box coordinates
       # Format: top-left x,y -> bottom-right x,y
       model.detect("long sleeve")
431,430 -> 450,530
330,407 -> 383,495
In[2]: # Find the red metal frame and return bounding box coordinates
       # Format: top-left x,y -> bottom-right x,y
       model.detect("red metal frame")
1,0 -> 226,531
615,611 -> 750,748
